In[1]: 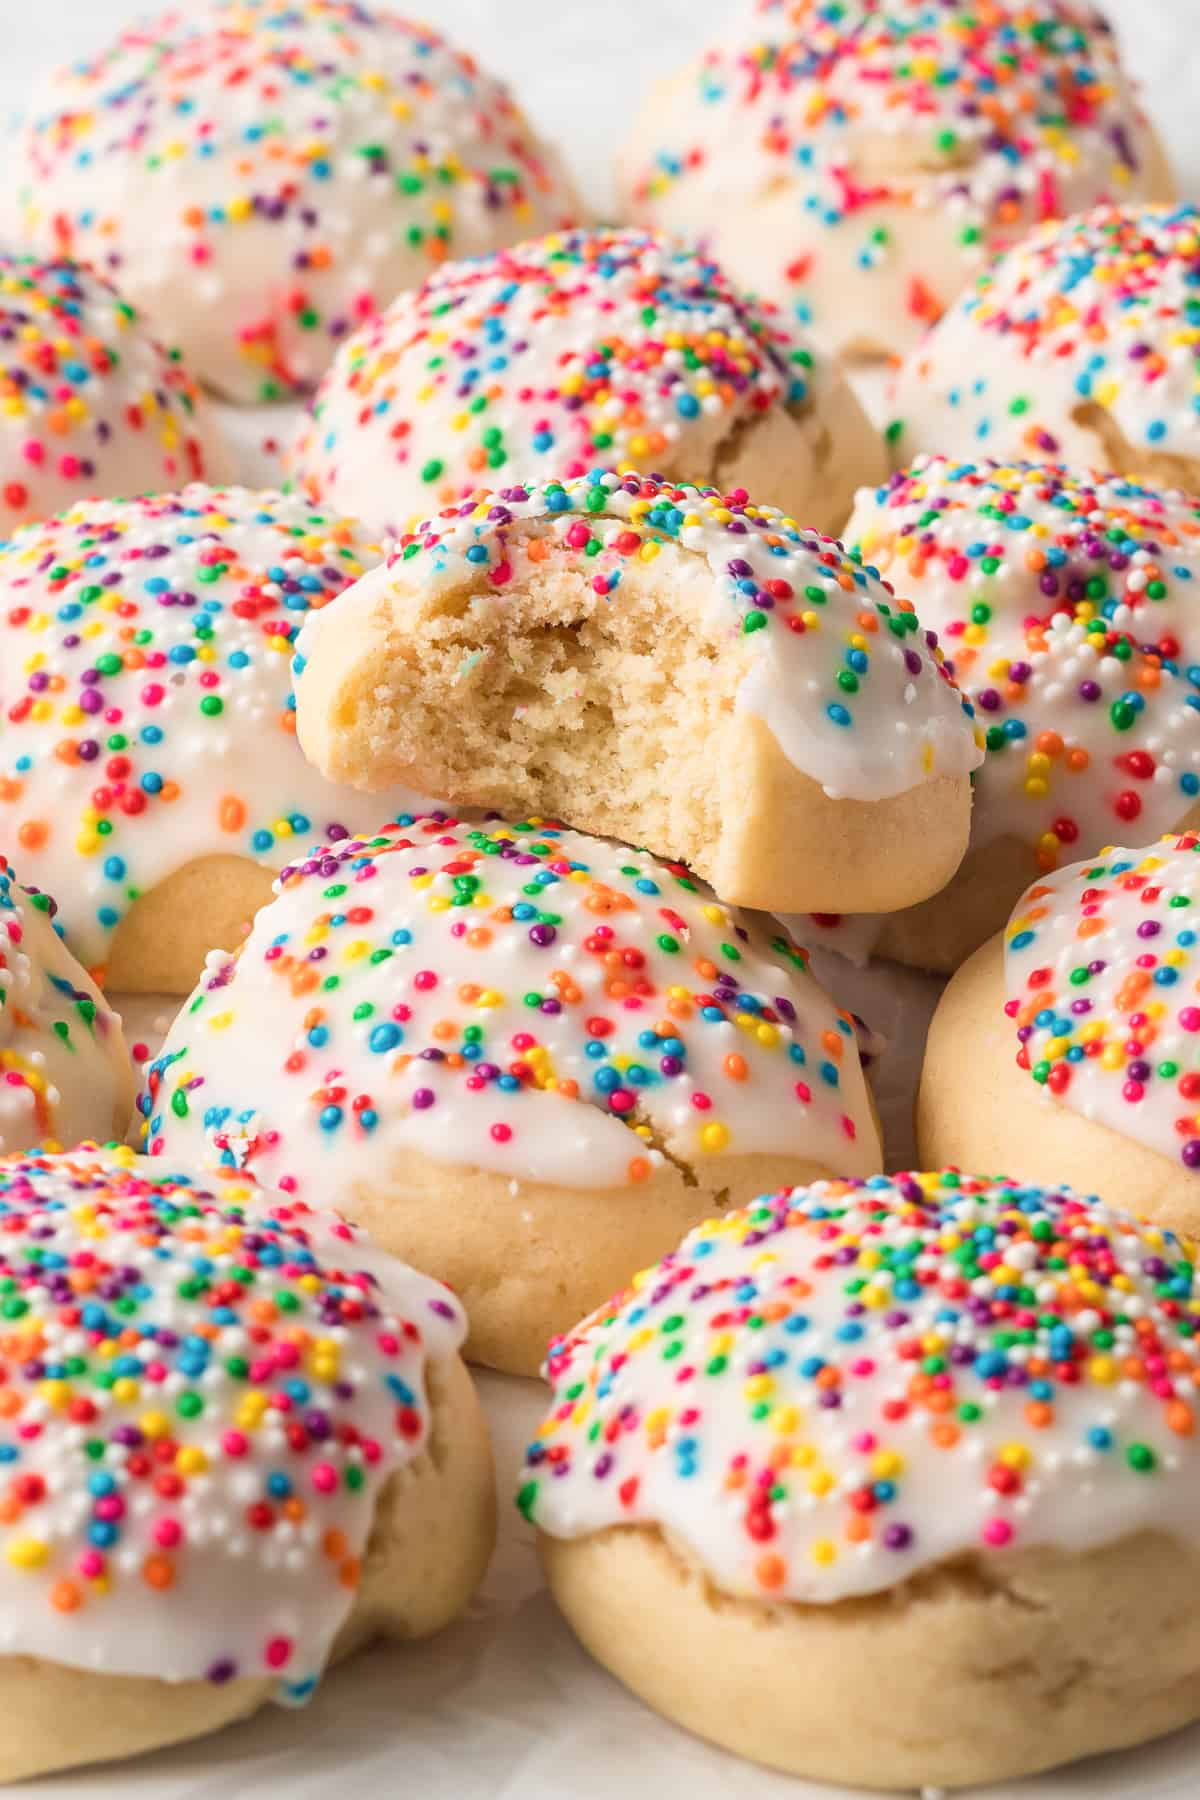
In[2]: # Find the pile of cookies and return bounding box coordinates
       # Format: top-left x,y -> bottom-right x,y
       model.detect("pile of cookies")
1,0 -> 1200,1791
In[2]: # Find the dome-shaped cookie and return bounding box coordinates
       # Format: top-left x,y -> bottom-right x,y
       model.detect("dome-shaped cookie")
920,832 -> 1200,1237
525,1171 -> 1200,1788
293,471 -> 984,917
140,813 -> 883,1375
843,457 -> 1200,970
15,0 -> 582,402
892,203 -> 1200,485
0,1142 -> 494,1782
0,253 -> 232,529
289,227 -> 884,538
0,485 -> 426,994
0,856 -> 132,1151
617,1 -> 1172,363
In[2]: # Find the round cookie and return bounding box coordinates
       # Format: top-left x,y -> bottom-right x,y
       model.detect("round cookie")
0,1141 -> 494,1783
293,471 -> 984,917
14,0 -> 581,403
0,855 -> 133,1151
288,226 -> 885,539
0,485 -> 428,994
0,252 -> 232,529
842,458 -> 1200,972
139,814 -> 884,1376
919,832 -> 1200,1235
892,203 -> 1200,483
523,1172 -> 1200,1790
617,1 -> 1173,364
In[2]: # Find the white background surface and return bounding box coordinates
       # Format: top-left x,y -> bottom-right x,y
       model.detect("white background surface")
4,3 -> 1200,1798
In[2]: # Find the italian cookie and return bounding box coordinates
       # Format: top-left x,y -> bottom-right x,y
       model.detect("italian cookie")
293,471 -> 983,916
288,227 -> 885,538
0,485 -> 427,995
14,0 -> 581,403
617,0 -> 1173,364
0,855 -> 133,1152
840,457 -> 1200,972
892,203 -> 1200,484
139,814 -> 884,1377
0,252 -> 232,529
523,1172 -> 1200,1789
0,1142 -> 494,1782
919,832 -> 1200,1236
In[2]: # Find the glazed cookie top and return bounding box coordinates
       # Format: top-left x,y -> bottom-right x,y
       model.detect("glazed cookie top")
625,1 -> 1161,336
294,470 -> 983,803
290,227 -> 832,531
0,1143 -> 463,1692
0,485 -> 423,978
522,1171 -> 1200,1601
0,253 -> 230,529
0,856 -> 131,1153
15,0 -> 579,402
1006,833 -> 1200,1174
848,458 -> 1200,873
892,204 -> 1200,465
139,814 -> 882,1191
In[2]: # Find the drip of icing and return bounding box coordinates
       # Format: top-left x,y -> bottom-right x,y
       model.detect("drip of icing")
295,469 -> 983,803
892,204 -> 1200,466
849,457 -> 1200,869
290,226 -> 837,532
0,855 -> 130,1151
0,1143 -> 464,1695
522,1172 -> 1200,1601
1005,831 -> 1200,1173
0,485 -> 428,976
139,815 -> 881,1192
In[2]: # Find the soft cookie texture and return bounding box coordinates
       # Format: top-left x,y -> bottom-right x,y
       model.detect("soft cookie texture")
0,253 -> 232,529
0,486 -> 428,994
893,203 -> 1200,484
289,227 -> 884,538
841,458 -> 1200,971
523,1173 -> 1200,1789
139,815 -> 883,1376
617,0 -> 1172,364
0,1143 -> 495,1783
293,471 -> 983,916
0,856 -> 133,1152
919,832 -> 1200,1235
14,0 -> 581,402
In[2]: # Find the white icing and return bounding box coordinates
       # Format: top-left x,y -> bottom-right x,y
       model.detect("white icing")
140,815 -> 882,1192
523,1174 -> 1200,1601
0,1145 -> 465,1694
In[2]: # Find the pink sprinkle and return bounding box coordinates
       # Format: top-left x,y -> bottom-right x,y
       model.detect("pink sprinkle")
222,1430 -> 249,1458
982,1518 -> 1014,1548
264,1636 -> 293,1669
311,1462 -> 338,1493
154,1518 -> 183,1548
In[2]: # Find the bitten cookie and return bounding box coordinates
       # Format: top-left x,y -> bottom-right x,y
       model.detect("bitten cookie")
841,458 -> 1200,971
919,833 -> 1200,1235
0,252 -> 232,528
892,204 -> 1200,484
524,1173 -> 1200,1789
0,856 -> 133,1151
293,472 -> 983,916
617,0 -> 1172,363
14,0 -> 581,402
139,814 -> 883,1376
0,485 -> 427,994
289,227 -> 884,539
0,1142 -> 495,1783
